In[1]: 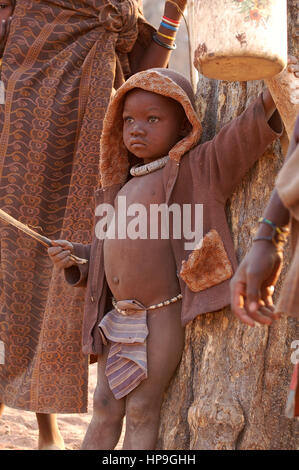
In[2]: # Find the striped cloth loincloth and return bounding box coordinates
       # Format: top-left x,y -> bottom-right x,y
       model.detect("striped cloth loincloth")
99,295 -> 182,400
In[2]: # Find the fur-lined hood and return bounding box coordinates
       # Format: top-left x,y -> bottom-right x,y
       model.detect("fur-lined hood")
99,68 -> 202,188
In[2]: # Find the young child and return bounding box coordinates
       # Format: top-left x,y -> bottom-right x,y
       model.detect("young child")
49,67 -> 285,450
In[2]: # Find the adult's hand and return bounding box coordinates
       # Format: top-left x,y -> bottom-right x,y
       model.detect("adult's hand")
230,240 -> 283,326
163,0 -> 188,17
171,0 -> 188,11
164,0 -> 187,10
135,0 -> 187,72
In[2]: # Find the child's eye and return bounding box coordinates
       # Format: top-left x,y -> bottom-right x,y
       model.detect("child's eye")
148,116 -> 159,123
123,116 -> 134,124
0,4 -> 9,8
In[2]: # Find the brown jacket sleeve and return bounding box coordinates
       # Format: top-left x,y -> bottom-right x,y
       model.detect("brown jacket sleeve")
193,95 -> 283,203
64,242 -> 91,288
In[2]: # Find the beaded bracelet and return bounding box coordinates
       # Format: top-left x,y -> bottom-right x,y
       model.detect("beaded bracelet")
252,234 -> 287,251
258,217 -> 287,233
252,217 -> 289,251
160,21 -> 178,32
152,33 -> 177,50
163,15 -> 180,26
258,217 -> 289,236
157,30 -> 176,42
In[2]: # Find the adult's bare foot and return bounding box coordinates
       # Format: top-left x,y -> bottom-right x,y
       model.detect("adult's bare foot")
36,413 -> 65,450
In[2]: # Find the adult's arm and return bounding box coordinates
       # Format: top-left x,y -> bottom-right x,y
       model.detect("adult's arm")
230,115 -> 299,326
133,0 -> 187,72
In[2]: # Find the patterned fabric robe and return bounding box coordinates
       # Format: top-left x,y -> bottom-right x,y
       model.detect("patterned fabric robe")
0,0 -> 153,413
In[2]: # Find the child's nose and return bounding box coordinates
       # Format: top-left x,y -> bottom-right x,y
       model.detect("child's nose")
130,123 -> 145,136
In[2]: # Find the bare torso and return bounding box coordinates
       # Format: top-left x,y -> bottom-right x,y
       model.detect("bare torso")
103,168 -> 181,307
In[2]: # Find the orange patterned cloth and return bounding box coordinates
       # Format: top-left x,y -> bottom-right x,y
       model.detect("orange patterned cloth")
0,0 -> 153,413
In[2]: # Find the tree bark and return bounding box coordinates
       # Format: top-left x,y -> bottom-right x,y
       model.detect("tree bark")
158,0 -> 298,450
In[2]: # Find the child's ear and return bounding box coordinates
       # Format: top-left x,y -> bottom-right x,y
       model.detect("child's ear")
179,117 -> 192,137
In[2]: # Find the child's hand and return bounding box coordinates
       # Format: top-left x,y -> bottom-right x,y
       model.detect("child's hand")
265,55 -> 299,139
287,55 -> 299,78
270,55 -> 299,105
48,240 -> 76,270
285,55 -> 299,104
0,17 -> 12,57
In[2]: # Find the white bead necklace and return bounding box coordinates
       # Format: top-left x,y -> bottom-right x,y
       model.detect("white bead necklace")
130,155 -> 169,177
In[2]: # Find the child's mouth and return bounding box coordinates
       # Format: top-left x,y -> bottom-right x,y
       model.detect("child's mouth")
130,141 -> 146,149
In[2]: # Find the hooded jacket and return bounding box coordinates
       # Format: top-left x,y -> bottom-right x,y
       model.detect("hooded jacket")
66,68 -> 282,355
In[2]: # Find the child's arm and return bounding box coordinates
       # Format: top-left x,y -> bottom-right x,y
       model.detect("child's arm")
194,59 -> 298,203
261,87 -> 282,132
48,240 -> 90,287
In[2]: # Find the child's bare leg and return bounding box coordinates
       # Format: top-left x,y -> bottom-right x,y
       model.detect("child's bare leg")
123,304 -> 185,450
36,413 -> 65,450
81,347 -> 126,450
0,403 -> 4,417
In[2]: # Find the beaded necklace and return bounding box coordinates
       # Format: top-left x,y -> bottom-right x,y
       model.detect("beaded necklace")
130,155 -> 169,177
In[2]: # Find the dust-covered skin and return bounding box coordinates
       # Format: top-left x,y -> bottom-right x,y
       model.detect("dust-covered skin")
85,89 -> 186,450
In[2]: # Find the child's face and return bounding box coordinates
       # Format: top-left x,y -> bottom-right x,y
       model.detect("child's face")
122,89 -> 188,163
0,1 -> 13,22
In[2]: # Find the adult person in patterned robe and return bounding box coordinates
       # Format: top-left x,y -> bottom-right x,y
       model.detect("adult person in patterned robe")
0,0 -> 187,450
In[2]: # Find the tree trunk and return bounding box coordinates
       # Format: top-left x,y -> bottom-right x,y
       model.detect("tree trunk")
158,0 -> 298,450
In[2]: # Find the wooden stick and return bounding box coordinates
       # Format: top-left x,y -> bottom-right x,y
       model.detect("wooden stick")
0,209 -> 88,265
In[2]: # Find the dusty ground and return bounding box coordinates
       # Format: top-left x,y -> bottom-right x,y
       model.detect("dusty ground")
0,363 -> 124,450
